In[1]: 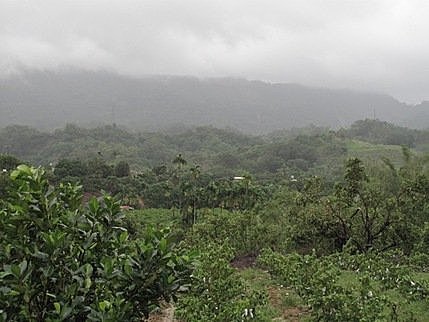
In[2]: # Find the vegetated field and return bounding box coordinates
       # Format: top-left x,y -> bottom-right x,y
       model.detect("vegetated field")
345,139 -> 407,163
130,208 -> 429,321
1,119 -> 429,321
238,268 -> 429,322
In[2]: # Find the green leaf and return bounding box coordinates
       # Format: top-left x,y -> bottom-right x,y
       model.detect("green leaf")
61,306 -> 72,319
19,260 -> 27,275
88,197 -> 100,213
32,250 -> 49,260
119,231 -> 129,243
0,272 -> 13,279
10,164 -> 32,179
54,302 -> 61,314
159,238 -> 167,253
84,277 -> 92,289
11,265 -> 20,278
98,300 -> 111,312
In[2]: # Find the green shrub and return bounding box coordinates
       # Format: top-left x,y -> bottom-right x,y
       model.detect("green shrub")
257,249 -> 413,321
0,165 -> 192,321
176,243 -> 268,321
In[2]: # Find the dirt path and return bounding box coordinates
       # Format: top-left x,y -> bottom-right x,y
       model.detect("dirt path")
147,258 -> 309,321
268,286 -> 309,321
147,303 -> 177,322
230,253 -> 257,269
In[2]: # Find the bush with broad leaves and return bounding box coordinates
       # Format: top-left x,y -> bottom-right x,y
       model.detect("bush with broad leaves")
0,165 -> 192,321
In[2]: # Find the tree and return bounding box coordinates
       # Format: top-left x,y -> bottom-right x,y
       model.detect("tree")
173,153 -> 187,170
288,157 -> 425,254
54,159 -> 87,179
87,158 -> 113,178
328,158 -> 410,253
0,154 -> 21,198
0,154 -> 21,171
114,161 -> 130,177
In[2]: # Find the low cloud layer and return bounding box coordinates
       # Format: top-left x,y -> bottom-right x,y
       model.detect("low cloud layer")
1,0 -> 428,102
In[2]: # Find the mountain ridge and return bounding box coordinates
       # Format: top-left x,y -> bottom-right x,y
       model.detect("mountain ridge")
0,70 -> 427,133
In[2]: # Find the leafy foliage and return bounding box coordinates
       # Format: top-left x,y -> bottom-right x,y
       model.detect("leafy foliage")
176,243 -> 267,322
258,249 -> 427,321
280,155 -> 429,255
0,165 -> 192,321
1,120 -> 429,321
341,119 -> 419,147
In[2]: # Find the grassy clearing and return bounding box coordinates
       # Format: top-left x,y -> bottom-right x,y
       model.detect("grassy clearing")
126,207 -> 232,229
345,139 -> 406,165
337,271 -> 429,322
239,268 -> 310,321
127,208 -> 180,229
239,268 -> 429,321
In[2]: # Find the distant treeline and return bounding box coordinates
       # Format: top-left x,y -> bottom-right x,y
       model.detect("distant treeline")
1,119 -> 428,182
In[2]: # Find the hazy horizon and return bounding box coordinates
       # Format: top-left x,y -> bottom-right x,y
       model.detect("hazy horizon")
2,67 -> 409,102
1,1 -> 429,103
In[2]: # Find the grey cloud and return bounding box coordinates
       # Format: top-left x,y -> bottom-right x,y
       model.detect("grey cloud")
0,0 -> 428,102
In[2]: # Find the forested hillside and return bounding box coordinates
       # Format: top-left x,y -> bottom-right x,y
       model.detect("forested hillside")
1,129 -> 429,320
3,1 -> 429,320
1,119 -> 429,322
1,70 -> 428,133
1,120 -> 427,177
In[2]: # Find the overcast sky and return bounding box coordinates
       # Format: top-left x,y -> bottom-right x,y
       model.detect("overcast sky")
0,0 -> 428,103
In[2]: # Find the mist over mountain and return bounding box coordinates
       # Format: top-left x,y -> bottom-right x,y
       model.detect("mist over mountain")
1,70 -> 427,133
